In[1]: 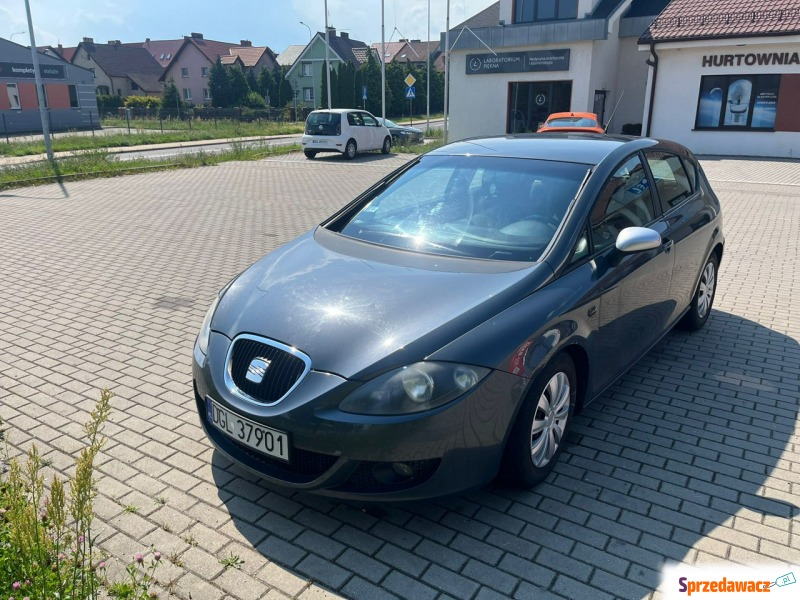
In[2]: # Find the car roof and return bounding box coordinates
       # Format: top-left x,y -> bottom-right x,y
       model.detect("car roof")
428,134 -> 659,166
309,108 -> 367,114
546,112 -> 598,121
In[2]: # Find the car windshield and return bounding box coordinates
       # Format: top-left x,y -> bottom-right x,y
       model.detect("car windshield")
546,117 -> 598,128
382,119 -> 398,128
332,155 -> 589,262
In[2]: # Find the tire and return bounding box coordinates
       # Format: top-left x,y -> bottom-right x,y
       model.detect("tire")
344,139 -> 357,160
679,253 -> 719,331
500,353 -> 576,488
381,136 -> 392,154
304,150 -> 317,159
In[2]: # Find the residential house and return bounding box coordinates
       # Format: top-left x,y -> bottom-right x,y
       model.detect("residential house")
639,0 -> 800,157
1,37 -> 98,134
371,39 -> 442,71
158,33 -> 277,105
277,45 -> 307,70
71,38 -> 164,97
285,28 -> 372,110
444,0 -> 671,141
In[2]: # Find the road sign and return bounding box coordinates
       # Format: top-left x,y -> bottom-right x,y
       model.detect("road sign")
362,85 -> 368,100
406,86 -> 416,99
404,74 -> 416,87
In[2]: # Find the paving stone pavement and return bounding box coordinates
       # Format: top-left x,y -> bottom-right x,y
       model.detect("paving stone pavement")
0,151 -> 798,600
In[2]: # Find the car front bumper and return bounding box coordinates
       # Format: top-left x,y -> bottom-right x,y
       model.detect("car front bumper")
193,332 -> 526,501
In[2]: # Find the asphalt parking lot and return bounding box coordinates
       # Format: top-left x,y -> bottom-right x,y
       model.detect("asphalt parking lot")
1,151 -> 798,599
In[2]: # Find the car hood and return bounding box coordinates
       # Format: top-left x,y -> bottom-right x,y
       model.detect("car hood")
211,228 -> 551,379
393,125 -> 423,134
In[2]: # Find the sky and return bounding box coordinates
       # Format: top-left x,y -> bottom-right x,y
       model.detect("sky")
0,0 -> 497,52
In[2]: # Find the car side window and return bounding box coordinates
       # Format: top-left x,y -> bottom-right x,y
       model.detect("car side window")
590,154 -> 656,253
569,226 -> 590,265
644,151 -> 694,211
347,113 -> 357,126
362,113 -> 377,127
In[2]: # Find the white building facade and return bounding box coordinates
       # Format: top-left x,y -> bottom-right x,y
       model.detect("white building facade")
640,2 -> 800,158
446,0 -> 668,141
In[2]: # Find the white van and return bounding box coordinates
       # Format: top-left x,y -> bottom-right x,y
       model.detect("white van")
302,109 -> 392,159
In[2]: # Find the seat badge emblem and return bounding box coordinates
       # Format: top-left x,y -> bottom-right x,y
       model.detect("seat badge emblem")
246,357 -> 271,384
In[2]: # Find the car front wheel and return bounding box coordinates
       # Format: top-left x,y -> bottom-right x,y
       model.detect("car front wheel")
500,353 -> 576,488
680,253 -> 718,331
381,136 -> 392,154
344,139 -> 357,160
304,150 -> 316,159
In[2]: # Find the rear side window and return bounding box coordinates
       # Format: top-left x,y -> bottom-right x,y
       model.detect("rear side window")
645,152 -> 694,211
590,154 -> 656,253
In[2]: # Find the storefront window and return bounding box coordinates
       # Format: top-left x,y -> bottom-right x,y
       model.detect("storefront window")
695,74 -> 781,130
508,81 -> 572,133
515,0 -> 577,24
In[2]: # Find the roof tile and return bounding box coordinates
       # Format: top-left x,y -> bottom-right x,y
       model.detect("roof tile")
642,0 -> 800,42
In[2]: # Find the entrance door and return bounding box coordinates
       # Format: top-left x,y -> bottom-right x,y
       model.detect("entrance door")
593,90 -> 607,127
507,81 -> 572,133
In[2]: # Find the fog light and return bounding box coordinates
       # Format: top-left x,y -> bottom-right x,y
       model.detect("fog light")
392,462 -> 415,479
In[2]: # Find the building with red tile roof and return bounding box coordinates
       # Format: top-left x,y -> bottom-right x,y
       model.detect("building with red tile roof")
639,0 -> 800,156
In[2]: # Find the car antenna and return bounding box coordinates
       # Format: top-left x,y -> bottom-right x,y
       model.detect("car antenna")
604,90 -> 624,133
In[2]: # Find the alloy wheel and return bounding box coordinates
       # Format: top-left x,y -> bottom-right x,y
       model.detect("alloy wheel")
697,261 -> 716,319
530,371 -> 570,468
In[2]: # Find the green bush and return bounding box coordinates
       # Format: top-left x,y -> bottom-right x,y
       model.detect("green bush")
242,91 -> 267,109
124,96 -> 162,110
96,95 -> 124,113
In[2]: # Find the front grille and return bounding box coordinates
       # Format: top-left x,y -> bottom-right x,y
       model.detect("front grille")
228,336 -> 309,405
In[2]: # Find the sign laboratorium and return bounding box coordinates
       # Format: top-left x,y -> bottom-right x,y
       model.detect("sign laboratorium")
0,62 -> 66,79
466,49 -> 570,74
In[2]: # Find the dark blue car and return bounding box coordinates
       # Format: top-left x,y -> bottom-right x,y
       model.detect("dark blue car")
193,134 -> 723,500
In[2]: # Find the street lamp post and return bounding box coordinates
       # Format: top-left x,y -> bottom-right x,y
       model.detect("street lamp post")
23,0 -> 53,161
10,31 -> 27,43
443,0 -> 450,144
299,21 -> 316,109
381,0 -> 386,122
324,0 -> 332,109
426,0 -> 430,133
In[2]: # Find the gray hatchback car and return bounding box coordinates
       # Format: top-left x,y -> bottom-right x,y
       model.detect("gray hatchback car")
193,134 -> 723,501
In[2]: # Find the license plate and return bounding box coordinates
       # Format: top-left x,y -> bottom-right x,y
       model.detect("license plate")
206,397 -> 289,462
313,139 -> 327,145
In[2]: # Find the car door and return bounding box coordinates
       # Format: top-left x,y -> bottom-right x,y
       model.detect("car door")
360,112 -> 380,150
643,151 -> 712,324
587,152 -> 677,392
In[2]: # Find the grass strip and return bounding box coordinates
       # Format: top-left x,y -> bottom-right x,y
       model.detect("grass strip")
0,143 -> 301,191
1,120 -> 304,157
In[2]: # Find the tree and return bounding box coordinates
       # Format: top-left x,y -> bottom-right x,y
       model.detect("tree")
161,77 -> 185,116
278,74 -> 293,107
338,62 -> 355,109
229,65 -> 251,107
330,66 -> 339,108
246,69 -> 258,97
320,65 -> 328,108
208,56 -> 230,107
257,66 -> 273,104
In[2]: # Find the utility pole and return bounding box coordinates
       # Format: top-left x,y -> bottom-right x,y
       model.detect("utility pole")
426,0 -> 430,133
23,0 -> 53,161
324,0 -> 332,109
381,0 -> 386,122
443,0 -> 450,144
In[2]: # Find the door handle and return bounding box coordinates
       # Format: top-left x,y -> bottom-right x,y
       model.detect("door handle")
662,238 -> 674,253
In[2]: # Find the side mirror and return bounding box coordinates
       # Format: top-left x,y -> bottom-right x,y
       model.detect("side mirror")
615,227 -> 661,253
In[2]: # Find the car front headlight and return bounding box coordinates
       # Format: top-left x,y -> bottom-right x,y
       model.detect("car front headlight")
195,277 -> 237,357
339,362 -> 491,416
